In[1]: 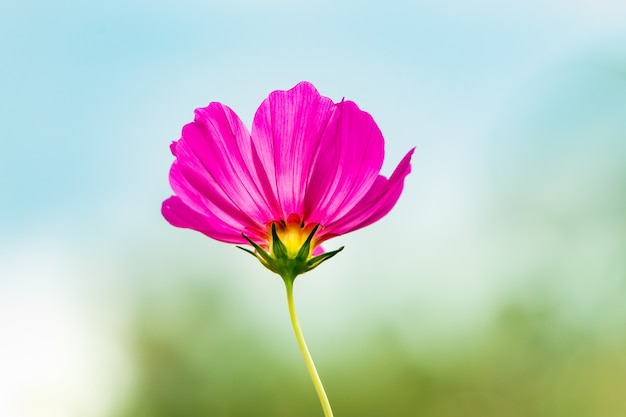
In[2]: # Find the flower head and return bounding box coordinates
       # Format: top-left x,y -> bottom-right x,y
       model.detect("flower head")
162,81 -> 414,279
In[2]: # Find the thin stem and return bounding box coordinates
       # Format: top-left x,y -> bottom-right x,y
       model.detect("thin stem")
283,278 -> 334,417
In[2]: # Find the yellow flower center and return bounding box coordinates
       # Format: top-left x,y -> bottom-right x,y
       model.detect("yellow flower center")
238,213 -> 343,279
269,213 -> 317,259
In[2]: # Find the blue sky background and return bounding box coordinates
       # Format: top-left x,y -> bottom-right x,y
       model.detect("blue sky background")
2,0 -> 625,235
1,0 -> 625,237
1,1 -> 626,416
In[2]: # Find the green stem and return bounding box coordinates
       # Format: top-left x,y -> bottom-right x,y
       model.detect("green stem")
283,277 -> 334,417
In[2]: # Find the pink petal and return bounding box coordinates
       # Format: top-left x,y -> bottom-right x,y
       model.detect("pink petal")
312,245 -> 325,256
165,102 -> 286,244
180,103 -> 280,223
162,196 -> 246,244
324,148 -> 414,236
163,81 -> 415,253
251,81 -> 335,219
302,100 -> 385,225
168,155 -> 251,231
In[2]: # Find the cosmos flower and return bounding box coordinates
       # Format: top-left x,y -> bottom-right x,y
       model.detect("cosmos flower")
162,81 -> 414,278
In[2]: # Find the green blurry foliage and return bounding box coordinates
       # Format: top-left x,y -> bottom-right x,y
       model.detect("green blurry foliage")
117,281 -> 318,417
116,280 -> 626,417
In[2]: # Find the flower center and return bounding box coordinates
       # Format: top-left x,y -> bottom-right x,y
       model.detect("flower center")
269,213 -> 318,259
238,213 -> 343,279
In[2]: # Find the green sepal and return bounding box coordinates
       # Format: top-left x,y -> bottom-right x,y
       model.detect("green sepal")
270,223 -> 288,259
239,224 -> 343,280
307,246 -> 344,270
296,224 -> 320,262
241,233 -> 273,265
236,245 -> 256,257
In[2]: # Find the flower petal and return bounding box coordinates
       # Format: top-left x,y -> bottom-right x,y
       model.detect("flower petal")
180,103 -> 280,223
166,101 -> 288,243
324,148 -> 414,236
303,100 -> 385,225
168,153 -> 251,232
251,81 -> 335,219
163,81 -> 414,260
162,196 -> 246,244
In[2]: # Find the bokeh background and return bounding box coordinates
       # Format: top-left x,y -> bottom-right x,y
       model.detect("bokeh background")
2,1 -> 626,416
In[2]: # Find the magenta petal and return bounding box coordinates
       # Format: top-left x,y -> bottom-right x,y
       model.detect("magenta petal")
169,141 -> 177,156
312,245 -> 325,256
169,156 -> 252,231
162,196 -> 246,244
162,81 -> 414,266
324,148 -> 414,236
303,100 -> 385,225
180,103 -> 280,223
166,101 -> 288,243
251,82 -> 335,218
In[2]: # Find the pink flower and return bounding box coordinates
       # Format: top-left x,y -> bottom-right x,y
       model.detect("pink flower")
162,81 -> 414,277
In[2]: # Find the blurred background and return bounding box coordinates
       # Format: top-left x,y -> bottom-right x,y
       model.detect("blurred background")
1,0 -> 626,416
